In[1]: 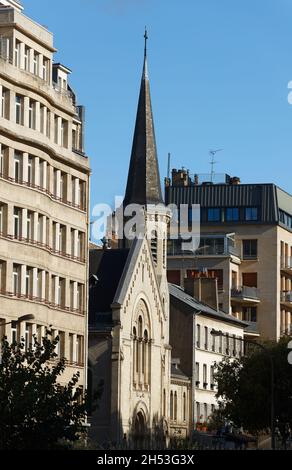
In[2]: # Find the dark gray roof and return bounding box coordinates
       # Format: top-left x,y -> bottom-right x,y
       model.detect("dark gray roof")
244,321 -> 259,335
169,283 -> 247,327
171,364 -> 190,381
89,248 -> 129,325
124,52 -> 163,206
166,183 -> 280,224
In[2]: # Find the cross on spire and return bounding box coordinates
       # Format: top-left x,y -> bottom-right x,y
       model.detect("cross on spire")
144,27 -> 148,58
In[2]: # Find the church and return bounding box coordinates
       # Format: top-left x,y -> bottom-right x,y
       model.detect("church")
88,34 -> 172,447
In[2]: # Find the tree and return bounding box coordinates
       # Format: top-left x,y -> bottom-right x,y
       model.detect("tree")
214,337 -> 292,434
0,330 -> 87,449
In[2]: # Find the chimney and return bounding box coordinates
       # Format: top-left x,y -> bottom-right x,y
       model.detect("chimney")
184,277 -> 219,311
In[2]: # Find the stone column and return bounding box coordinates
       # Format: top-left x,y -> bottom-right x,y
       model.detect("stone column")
35,102 -> 40,132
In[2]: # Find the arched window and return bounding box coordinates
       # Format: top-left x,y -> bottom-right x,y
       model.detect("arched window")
174,391 -> 177,421
132,301 -> 151,389
142,329 -> 148,374
170,391 -> 173,420
183,392 -> 186,421
138,316 -> 143,338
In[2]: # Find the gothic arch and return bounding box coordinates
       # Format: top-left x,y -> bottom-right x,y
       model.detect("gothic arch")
132,298 -> 152,389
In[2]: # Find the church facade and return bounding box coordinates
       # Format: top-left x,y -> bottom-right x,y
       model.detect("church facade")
88,37 -> 172,446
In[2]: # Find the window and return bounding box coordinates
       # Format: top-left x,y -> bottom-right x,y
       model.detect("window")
77,284 -> 83,311
196,402 -> 201,422
24,46 -> 30,71
42,58 -> 49,81
37,269 -> 42,299
210,366 -> 215,388
25,323 -> 33,351
170,391 -> 173,420
196,324 -> 201,348
243,307 -> 257,322
13,208 -> 22,238
226,207 -> 239,222
77,232 -> 83,259
61,119 -> 68,148
14,40 -> 20,67
15,95 -> 23,125
212,331 -> 216,351
76,335 -> 84,365
203,364 -> 207,388
11,320 -> 18,344
28,99 -> 36,129
27,155 -> 33,185
0,261 -> 6,292
242,272 -> 257,288
26,211 -> 34,241
1,87 -> 8,119
245,207 -> 258,221
207,208 -> 221,222
59,331 -> 65,358
225,334 -> 230,355
218,331 -> 223,353
13,264 -> 21,296
174,392 -> 177,421
33,52 -> 39,75
69,333 -> 74,362
195,362 -> 200,386
25,267 -> 33,298
204,326 -> 208,350
242,239 -> 257,260
183,392 -> 186,421
14,152 -> 22,182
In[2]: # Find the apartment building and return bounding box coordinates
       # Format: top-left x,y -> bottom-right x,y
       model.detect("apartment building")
165,169 -> 292,341
169,279 -> 246,430
0,1 -> 90,388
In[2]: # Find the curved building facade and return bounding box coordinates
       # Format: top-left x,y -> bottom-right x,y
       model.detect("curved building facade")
0,2 -> 90,388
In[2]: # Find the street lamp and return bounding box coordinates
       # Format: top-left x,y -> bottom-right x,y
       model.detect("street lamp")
210,329 -> 275,450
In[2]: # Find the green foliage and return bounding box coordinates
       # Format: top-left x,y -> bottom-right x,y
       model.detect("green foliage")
214,337 -> 292,434
0,330 -> 87,449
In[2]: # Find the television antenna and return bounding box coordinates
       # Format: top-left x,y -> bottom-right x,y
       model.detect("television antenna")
209,149 -> 223,182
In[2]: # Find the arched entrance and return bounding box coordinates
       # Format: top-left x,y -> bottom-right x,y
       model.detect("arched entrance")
133,410 -> 148,449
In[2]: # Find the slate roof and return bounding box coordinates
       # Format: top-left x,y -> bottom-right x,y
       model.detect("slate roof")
171,364 -> 191,381
124,46 -> 163,206
169,283 -> 247,327
89,248 -> 129,326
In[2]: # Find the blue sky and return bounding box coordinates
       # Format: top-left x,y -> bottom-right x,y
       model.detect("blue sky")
25,0 -> 292,213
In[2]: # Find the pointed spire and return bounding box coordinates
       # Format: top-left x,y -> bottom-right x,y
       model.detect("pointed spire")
124,30 -> 163,207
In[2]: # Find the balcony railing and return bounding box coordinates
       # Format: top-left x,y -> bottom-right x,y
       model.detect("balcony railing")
167,240 -> 240,257
281,257 -> 292,270
0,289 -> 85,316
0,231 -> 85,264
0,172 -> 86,212
231,285 -> 260,301
281,291 -> 292,303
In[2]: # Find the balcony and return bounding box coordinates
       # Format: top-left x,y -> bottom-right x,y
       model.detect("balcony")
281,291 -> 292,309
281,257 -> 292,275
231,286 -> 260,304
167,234 -> 240,258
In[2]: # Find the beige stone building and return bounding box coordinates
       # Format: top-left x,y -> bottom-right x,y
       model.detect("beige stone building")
166,169 -> 292,341
0,0 -> 90,388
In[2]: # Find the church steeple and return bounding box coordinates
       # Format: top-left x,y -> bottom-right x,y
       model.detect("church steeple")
124,30 -> 163,207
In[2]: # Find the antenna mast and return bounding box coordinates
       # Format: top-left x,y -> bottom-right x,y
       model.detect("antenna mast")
167,152 -> 171,179
209,149 -> 223,182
